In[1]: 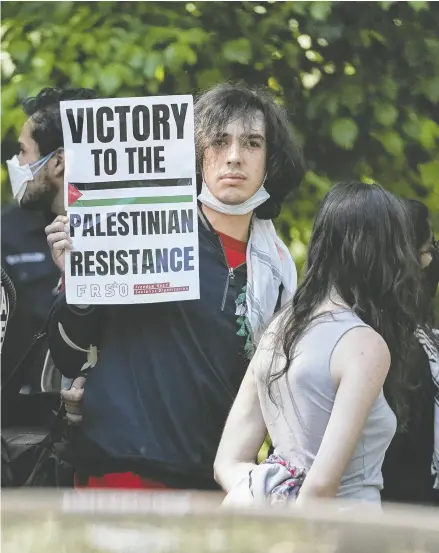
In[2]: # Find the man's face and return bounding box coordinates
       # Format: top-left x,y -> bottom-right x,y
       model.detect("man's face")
202,111 -> 266,206
17,118 -> 58,210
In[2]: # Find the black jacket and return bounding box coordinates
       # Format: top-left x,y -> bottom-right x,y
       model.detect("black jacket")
381,340 -> 439,506
48,211 -> 258,488
1,205 -> 59,386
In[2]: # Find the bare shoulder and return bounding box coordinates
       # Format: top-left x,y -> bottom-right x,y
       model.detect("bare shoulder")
330,326 -> 391,385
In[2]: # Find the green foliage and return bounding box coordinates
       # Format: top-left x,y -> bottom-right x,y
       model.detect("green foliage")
1,1 -> 438,286
330,118 -> 359,150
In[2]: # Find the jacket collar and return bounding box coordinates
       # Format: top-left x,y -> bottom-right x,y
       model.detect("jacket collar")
198,203 -> 214,234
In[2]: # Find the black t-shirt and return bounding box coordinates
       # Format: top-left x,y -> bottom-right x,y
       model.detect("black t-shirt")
382,340 -> 438,505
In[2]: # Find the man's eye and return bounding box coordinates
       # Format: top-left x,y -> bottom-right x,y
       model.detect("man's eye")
213,138 -> 227,147
249,140 -> 261,148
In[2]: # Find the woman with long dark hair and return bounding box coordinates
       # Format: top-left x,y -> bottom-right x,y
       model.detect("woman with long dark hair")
214,182 -> 424,506
382,199 -> 439,506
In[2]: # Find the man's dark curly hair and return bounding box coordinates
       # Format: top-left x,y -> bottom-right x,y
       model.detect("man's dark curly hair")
22,87 -> 97,155
194,83 -> 305,220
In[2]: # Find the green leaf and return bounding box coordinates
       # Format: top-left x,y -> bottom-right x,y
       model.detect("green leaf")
98,65 -> 122,95
8,39 -> 30,63
409,1 -> 429,12
31,51 -> 55,77
305,170 -> 332,194
374,130 -> 405,156
282,43 -> 299,68
164,42 -> 197,70
402,115 -> 420,140
155,65 -> 165,83
96,40 -> 111,61
380,1 -> 396,11
420,77 -> 439,103
81,35 -> 97,55
1,85 -> 16,108
223,38 -> 252,64
404,39 -> 424,68
127,46 -> 145,70
196,68 -> 223,89
419,160 -> 439,188
80,72 -> 97,89
339,84 -> 364,114
143,52 -> 162,79
310,2 -> 332,21
268,76 -> 282,93
373,103 -> 399,126
330,118 -> 359,149
325,96 -> 339,116
380,76 -> 398,100
419,119 -> 439,150
179,28 -> 209,46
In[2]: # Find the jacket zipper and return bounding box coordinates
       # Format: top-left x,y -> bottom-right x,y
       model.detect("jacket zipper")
218,236 -> 245,311
221,267 -> 235,311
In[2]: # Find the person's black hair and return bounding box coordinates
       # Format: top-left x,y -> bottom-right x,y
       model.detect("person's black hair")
402,199 -> 431,250
22,87 -> 97,156
267,182 -> 424,430
194,82 -> 305,219
403,198 -> 438,314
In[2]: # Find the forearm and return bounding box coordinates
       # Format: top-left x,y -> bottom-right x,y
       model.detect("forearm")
214,459 -> 258,493
295,476 -> 337,506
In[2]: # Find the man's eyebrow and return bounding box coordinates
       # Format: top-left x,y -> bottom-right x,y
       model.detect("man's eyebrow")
246,133 -> 266,141
217,132 -> 266,140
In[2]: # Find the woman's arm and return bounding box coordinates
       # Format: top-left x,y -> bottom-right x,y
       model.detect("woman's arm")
214,361 -> 267,493
296,326 -> 391,504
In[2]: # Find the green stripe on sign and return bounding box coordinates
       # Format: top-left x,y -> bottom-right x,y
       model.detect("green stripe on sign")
72,195 -> 193,207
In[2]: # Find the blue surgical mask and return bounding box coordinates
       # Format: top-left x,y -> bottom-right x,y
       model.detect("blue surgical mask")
6,151 -> 55,204
198,174 -> 269,216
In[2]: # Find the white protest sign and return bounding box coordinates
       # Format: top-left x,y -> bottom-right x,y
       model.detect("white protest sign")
60,96 -> 199,305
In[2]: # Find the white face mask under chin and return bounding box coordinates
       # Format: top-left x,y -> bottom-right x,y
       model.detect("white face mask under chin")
197,181 -> 270,216
6,152 -> 54,204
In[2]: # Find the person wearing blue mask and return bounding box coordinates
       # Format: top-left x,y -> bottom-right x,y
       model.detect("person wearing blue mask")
6,88 -> 96,215
2,88 -> 96,389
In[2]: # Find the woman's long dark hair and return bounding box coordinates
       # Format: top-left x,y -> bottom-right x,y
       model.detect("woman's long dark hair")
403,199 -> 431,250
403,198 -> 438,309
268,182 -> 424,430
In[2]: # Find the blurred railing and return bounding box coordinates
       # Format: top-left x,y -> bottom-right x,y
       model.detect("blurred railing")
1,490 -> 438,553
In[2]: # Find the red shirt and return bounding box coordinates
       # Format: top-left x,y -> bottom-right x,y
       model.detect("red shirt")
216,231 -> 247,269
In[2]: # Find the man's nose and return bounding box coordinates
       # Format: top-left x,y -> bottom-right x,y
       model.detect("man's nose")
226,140 -> 243,165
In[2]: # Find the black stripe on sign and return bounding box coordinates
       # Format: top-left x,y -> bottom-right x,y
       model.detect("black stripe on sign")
73,178 -> 192,191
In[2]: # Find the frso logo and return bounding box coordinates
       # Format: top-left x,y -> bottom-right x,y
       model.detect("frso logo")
77,282 -> 129,298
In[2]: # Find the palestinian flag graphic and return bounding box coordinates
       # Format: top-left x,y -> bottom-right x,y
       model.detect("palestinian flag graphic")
68,183 -> 83,206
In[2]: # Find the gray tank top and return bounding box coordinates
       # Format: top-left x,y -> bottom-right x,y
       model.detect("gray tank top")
254,309 -> 397,503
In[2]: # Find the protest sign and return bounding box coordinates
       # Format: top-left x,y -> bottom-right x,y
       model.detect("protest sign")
60,96 -> 199,305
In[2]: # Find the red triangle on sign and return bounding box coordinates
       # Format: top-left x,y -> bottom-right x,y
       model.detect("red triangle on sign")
68,184 -> 83,205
